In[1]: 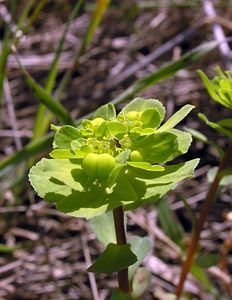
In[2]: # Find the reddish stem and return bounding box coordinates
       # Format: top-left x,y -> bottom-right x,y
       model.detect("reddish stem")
113,206 -> 130,293
176,142 -> 232,298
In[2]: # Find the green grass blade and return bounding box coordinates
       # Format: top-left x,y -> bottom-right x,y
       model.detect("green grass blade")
0,27 -> 10,104
26,0 -> 48,29
79,0 -> 111,56
46,0 -> 83,93
111,41 -> 217,105
156,199 -> 184,245
10,0 -> 18,18
14,51 -> 75,125
32,109 -> 52,140
0,134 -> 53,171
0,244 -> 20,253
33,0 -> 83,140
12,0 -> 36,44
55,0 -> 110,100
185,127 -> 224,158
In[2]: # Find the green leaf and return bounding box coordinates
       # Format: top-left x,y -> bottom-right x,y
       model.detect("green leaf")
53,125 -> 81,149
121,98 -> 165,123
29,158 -> 83,198
0,244 -> 20,253
140,108 -> 163,129
195,253 -> 220,269
127,162 -> 164,172
125,159 -> 199,210
29,158 -> 135,219
95,121 -> 108,137
49,148 -> 88,159
108,289 -> 134,300
158,104 -> 195,132
115,150 -> 131,164
68,205 -> 110,220
110,175 -> 138,204
198,113 -> 232,139
90,211 -> 116,247
132,132 -> 178,163
168,129 -> 192,159
94,103 -> 116,120
87,243 -> 137,274
156,199 -> 184,245
214,66 -> 226,78
130,127 -> 154,136
107,121 -> 127,137
198,69 -> 232,110
197,70 -> 221,104
128,237 -> 152,279
71,138 -> 86,149
131,268 -> 151,299
217,118 -> 232,128
207,167 -> 232,187
50,149 -> 77,159
107,163 -> 126,187
128,159 -> 199,183
191,264 -> 213,292
218,88 -> 232,110
56,187 -> 109,217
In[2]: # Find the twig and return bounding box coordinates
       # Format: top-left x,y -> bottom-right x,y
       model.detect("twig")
81,235 -> 100,300
26,188 -> 62,297
0,260 -> 22,275
202,0 -> 232,70
176,141 -> 232,298
128,211 -> 181,257
0,4 -> 24,40
0,129 -> 32,138
3,79 -> 22,150
208,266 -> 232,286
106,21 -> 204,88
206,15 -> 232,31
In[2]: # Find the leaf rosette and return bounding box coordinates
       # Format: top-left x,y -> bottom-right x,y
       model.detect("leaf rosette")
29,98 -> 199,219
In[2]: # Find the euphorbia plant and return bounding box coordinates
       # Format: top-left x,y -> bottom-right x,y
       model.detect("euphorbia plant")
29,98 -> 199,298
176,68 -> 232,297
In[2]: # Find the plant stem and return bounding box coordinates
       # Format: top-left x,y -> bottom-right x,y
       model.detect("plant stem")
176,141 -> 232,298
113,206 -> 130,293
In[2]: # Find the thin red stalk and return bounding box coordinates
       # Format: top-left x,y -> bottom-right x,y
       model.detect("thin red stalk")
113,206 -> 130,293
176,142 -> 232,298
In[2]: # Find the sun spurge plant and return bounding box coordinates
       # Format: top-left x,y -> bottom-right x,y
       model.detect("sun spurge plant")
176,69 -> 232,298
198,67 -> 232,139
29,98 -> 199,297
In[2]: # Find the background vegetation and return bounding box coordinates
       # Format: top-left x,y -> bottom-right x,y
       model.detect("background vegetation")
0,1 -> 231,299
